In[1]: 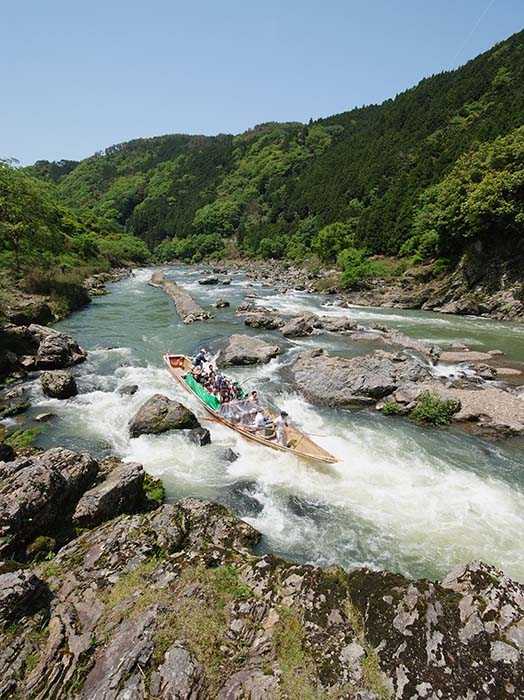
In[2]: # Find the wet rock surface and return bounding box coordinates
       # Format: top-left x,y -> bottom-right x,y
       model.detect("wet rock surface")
280,314 -> 316,337
218,333 -> 281,366
0,489 -> 521,699
129,394 -> 200,437
40,370 -> 78,399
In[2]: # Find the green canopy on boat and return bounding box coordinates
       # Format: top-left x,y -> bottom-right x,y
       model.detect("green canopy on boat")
184,373 -> 221,411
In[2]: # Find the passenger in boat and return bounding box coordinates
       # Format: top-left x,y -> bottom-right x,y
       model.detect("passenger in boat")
253,410 -> 275,438
191,364 -> 203,382
275,411 -> 289,446
193,348 -> 209,367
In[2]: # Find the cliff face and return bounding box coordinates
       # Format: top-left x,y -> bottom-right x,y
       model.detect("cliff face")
0,448 -> 522,699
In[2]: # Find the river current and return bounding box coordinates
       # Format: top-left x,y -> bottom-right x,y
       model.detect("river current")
26,266 -> 524,581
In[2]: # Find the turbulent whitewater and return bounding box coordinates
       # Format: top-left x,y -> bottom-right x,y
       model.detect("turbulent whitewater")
27,266 -> 524,581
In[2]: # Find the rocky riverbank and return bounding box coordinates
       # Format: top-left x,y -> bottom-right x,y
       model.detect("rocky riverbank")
210,257 -> 524,322
0,446 -> 522,698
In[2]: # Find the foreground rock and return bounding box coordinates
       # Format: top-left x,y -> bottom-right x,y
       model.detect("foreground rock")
0,496 -> 521,698
0,323 -> 87,378
40,370 -> 78,399
129,394 -> 200,437
292,349 -> 430,406
218,334 -> 280,366
150,271 -> 211,323
0,448 -> 152,560
280,313 -> 316,337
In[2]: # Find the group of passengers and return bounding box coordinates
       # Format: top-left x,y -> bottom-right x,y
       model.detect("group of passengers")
191,348 -> 289,446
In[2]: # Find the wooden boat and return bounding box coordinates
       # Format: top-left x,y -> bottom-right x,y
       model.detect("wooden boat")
163,353 -> 338,464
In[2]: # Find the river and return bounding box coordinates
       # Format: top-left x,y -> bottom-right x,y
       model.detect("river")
26,266 -> 524,582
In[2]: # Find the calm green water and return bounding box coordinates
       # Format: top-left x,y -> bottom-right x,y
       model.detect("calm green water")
25,266 -> 524,581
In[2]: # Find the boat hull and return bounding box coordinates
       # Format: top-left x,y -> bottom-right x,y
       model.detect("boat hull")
163,353 -> 338,464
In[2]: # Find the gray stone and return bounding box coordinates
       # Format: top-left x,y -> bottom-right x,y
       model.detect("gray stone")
219,334 -> 280,366
40,370 -> 78,399
129,394 -> 200,437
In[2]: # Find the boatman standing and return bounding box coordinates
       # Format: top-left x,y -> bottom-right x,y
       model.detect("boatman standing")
275,411 -> 289,446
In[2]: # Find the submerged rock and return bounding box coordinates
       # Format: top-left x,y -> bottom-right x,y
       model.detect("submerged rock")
215,298 -> 230,308
118,383 -> 139,396
218,334 -> 280,366
40,370 -> 78,399
129,394 -> 200,437
198,276 -> 219,285
187,426 -> 211,446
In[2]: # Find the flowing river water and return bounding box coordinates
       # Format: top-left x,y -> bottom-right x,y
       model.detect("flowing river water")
25,266 -> 524,581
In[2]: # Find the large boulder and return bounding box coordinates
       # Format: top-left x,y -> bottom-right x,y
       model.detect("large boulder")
73,461 -> 145,528
280,314 -> 317,337
318,316 -> 358,333
243,312 -> 284,330
40,370 -> 78,399
292,349 -> 430,406
0,448 -> 99,558
218,334 -> 281,366
29,325 -> 87,370
129,394 -> 200,437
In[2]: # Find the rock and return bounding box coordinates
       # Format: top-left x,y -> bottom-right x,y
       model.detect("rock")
215,298 -> 230,308
292,349 -> 430,406
73,461 -> 145,528
118,383 -> 139,396
129,394 -> 200,437
280,314 -> 316,337
243,312 -> 284,330
221,277 -> 232,285
0,493 -> 521,699
318,316 -> 358,333
218,334 -> 281,366
0,569 -> 45,628
187,427 -> 211,446
40,370 -> 78,399
440,350 -> 496,364
30,325 -> 87,369
0,442 -> 15,462
152,643 -> 205,698
220,447 -> 239,463
150,271 -> 211,323
5,297 -> 53,326
198,276 -> 219,285
0,447 -> 99,558
0,386 -> 30,419
34,412 -> 56,422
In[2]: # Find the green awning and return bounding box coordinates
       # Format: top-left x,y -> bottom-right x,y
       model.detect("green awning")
184,373 -> 221,411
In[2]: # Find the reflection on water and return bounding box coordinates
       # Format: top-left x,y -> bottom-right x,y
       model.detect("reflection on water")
25,265 -> 524,581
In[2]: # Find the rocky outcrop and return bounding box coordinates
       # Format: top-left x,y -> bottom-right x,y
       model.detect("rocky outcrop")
0,323 -> 86,379
292,348 -> 430,406
0,448 -> 99,558
0,495 -> 521,699
72,461 -> 145,528
218,334 -> 280,366
215,298 -> 230,308
129,394 -> 200,437
243,311 -> 284,330
150,271 -> 211,323
0,449 -> 155,560
40,370 -> 78,399
280,314 -> 316,337
198,276 -> 219,285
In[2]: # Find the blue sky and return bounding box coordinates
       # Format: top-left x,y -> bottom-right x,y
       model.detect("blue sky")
2,0 -> 523,164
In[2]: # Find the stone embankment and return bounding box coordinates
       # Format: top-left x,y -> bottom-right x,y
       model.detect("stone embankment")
0,446 -> 521,698
150,271 -> 211,323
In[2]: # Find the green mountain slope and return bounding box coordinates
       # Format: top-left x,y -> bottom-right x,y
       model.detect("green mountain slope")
25,30 -> 524,274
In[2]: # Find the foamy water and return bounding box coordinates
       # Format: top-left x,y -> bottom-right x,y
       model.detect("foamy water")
24,265 -> 524,581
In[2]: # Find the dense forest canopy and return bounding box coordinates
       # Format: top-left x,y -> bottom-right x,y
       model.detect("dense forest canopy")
10,29 -> 524,284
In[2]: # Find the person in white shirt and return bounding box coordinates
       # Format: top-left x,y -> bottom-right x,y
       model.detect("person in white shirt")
275,411 -> 289,446
254,411 -> 267,432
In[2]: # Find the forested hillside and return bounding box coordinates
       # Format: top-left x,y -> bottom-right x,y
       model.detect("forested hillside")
19,30 -> 524,286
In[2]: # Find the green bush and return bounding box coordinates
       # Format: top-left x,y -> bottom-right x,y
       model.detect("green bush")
410,391 -> 460,426
381,400 -> 403,416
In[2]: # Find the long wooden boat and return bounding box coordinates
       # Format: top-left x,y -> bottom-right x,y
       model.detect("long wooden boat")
163,353 -> 338,464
